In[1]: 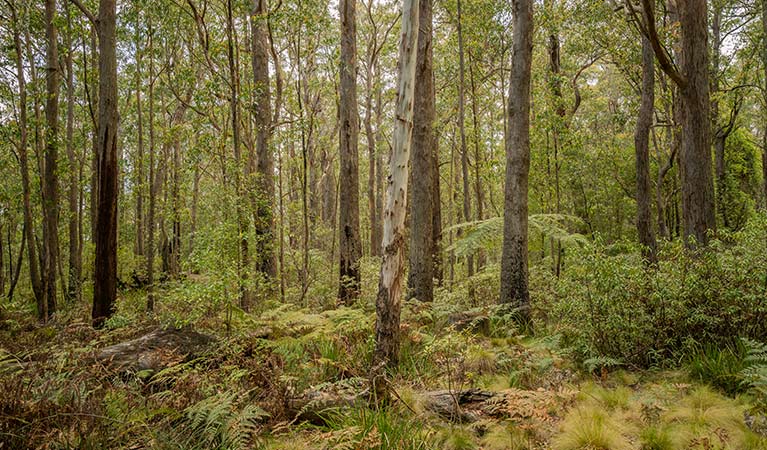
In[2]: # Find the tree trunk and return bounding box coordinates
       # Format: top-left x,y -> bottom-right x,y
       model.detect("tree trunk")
634,8 -> 657,263
499,0 -> 533,322
373,0 -> 419,381
42,0 -> 61,321
10,4 -> 44,311
134,12 -> 145,262
226,0 -> 252,311
763,0 -> 767,207
456,0 -> 474,282
642,0 -> 715,246
252,0 -> 276,280
365,38 -> 379,257
338,0 -> 362,305
93,0 -> 119,328
407,0 -> 435,303
147,20 -> 157,312
65,0 -> 82,302
678,0 -> 715,245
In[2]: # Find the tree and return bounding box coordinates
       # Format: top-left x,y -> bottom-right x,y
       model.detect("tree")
251,0 -> 276,281
761,0 -> 767,207
407,0 -> 435,303
634,3 -> 657,262
639,0 -> 715,246
499,0 -> 533,320
372,0 -> 419,380
10,1 -> 44,314
338,0 -> 362,304
92,0 -> 119,327
456,0 -> 474,284
64,0 -> 82,302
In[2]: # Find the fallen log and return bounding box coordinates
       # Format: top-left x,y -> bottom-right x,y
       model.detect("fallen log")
95,327 -> 215,374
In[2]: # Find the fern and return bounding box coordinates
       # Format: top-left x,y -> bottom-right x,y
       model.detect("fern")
446,214 -> 589,258
181,391 -> 269,449
740,338 -> 767,401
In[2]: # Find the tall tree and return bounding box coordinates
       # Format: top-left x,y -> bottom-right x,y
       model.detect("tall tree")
251,0 -> 276,280
640,0 -> 715,246
65,0 -> 82,302
407,0 -> 435,302
373,0 -> 419,380
92,0 -> 119,327
226,0 -> 252,310
42,0 -> 60,320
763,0 -> 767,206
634,3 -> 657,262
456,0 -> 474,282
338,0 -> 362,304
499,0 -> 533,321
10,2 -> 44,313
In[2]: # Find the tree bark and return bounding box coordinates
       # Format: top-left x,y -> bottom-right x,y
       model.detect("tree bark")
634,7 -> 657,262
92,0 -> 119,328
407,0 -> 435,303
10,3 -> 44,312
65,0 -> 82,302
456,0 -> 474,283
147,20 -> 157,312
42,0 -> 61,321
252,0 -> 276,280
338,0 -> 362,305
226,0 -> 252,310
499,0 -> 533,321
763,0 -> 767,207
373,0 -> 419,379
641,0 -> 715,246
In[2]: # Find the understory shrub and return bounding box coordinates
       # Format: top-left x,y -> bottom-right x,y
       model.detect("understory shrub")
544,215 -> 767,368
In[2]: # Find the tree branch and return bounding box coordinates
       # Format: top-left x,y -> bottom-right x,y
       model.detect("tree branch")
69,0 -> 97,32
634,0 -> 686,88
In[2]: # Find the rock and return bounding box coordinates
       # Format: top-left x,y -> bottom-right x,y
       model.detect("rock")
95,327 -> 215,374
421,388 -> 496,423
447,312 -> 491,335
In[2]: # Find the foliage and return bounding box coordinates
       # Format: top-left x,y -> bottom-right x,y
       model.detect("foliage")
544,215 -> 767,367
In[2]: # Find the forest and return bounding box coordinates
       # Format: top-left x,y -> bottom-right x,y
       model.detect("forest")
1,0 -> 767,447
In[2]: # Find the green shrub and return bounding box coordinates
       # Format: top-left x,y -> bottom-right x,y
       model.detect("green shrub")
544,215 -> 767,368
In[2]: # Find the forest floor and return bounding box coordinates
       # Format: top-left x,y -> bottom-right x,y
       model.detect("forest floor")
1,279 -> 766,449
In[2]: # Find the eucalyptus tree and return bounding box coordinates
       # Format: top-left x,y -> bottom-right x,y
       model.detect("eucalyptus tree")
92,0 -> 119,327
338,0 -> 362,305
374,0 -> 419,377
499,0 -> 533,319
638,0 -> 715,246
407,0 -> 436,303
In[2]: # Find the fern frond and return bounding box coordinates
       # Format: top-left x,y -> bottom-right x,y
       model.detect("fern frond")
445,214 -> 589,258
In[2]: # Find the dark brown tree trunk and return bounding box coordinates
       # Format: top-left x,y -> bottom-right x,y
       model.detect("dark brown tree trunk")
10,4 -> 43,311
252,0 -> 276,280
407,0 -> 436,303
635,9 -> 657,262
677,0 -> 715,245
456,0 -> 474,282
65,0 -> 82,302
338,0 -> 362,305
641,0 -> 715,246
92,0 -> 119,328
42,0 -> 61,321
499,0 -> 533,321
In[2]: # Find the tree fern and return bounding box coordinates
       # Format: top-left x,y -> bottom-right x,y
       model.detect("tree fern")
446,214 -> 589,258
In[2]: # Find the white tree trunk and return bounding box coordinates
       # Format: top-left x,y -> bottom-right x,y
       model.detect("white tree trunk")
372,0 -> 420,379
